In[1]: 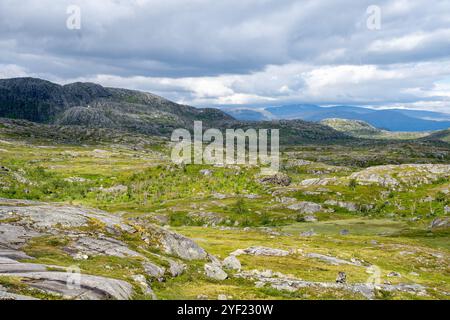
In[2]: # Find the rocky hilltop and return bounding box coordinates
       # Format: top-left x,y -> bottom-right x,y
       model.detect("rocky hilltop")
0,77 -> 350,143
0,77 -> 235,136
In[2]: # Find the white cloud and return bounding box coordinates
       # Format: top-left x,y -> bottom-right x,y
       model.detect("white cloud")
0,0 -> 450,111
57,59 -> 450,111
368,29 -> 450,53
0,64 -> 29,78
368,33 -> 427,52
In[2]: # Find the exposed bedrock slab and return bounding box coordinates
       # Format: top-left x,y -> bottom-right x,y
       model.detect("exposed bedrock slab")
0,246 -> 134,299
0,203 -> 133,233
231,246 -> 290,257
0,271 -> 133,300
0,248 -> 34,260
0,224 -> 42,249
236,270 -> 427,300
0,200 -> 209,262
0,285 -> 39,300
69,236 -> 143,258
305,253 -> 363,266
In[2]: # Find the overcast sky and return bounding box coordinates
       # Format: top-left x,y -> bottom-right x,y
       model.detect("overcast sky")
1,0 -> 449,112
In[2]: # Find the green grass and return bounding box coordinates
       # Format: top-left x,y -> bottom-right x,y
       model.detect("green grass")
0,131 -> 449,300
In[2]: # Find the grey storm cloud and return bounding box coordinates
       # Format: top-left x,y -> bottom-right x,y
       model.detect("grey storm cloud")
0,0 -> 449,111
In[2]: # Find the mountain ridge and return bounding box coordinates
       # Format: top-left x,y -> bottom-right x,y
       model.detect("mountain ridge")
0,77 -> 237,136
0,77 -> 351,144
223,104 -> 450,132
320,118 -> 431,140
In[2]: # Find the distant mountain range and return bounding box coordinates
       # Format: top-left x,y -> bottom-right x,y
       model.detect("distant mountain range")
0,77 -> 351,144
223,104 -> 450,132
2,77 -> 448,144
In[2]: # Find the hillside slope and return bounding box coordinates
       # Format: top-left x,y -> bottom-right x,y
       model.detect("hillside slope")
0,77 -> 236,136
0,78 -> 351,144
321,118 -> 430,140
424,129 -> 450,143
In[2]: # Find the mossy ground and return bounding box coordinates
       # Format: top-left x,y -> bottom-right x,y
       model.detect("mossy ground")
0,133 -> 449,300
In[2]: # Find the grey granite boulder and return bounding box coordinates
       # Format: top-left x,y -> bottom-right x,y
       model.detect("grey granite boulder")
143,262 -> 166,279
204,263 -> 228,281
168,259 -> 186,277
222,255 -> 241,271
147,225 -> 208,260
258,173 -> 291,186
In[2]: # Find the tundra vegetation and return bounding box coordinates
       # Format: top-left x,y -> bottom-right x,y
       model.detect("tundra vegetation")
0,79 -> 448,300
0,119 -> 448,300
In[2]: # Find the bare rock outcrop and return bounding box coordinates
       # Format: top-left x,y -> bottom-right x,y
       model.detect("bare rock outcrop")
236,269 -> 427,300
430,217 -> 450,230
287,201 -> 323,214
231,246 -> 290,257
350,164 -> 450,187
258,173 -> 291,186
204,262 -> 228,280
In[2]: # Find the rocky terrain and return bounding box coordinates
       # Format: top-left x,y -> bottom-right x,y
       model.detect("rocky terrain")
0,123 -> 448,300
0,199 -> 210,300
320,118 -> 430,140
0,78 -> 448,300
0,78 -> 349,144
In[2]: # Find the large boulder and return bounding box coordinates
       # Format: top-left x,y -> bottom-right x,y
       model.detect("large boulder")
204,263 -> 228,281
168,259 -> 186,277
143,262 -> 166,279
146,225 -> 208,260
0,200 -> 209,262
0,199 -> 210,300
222,256 -> 241,271
258,173 -> 291,186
